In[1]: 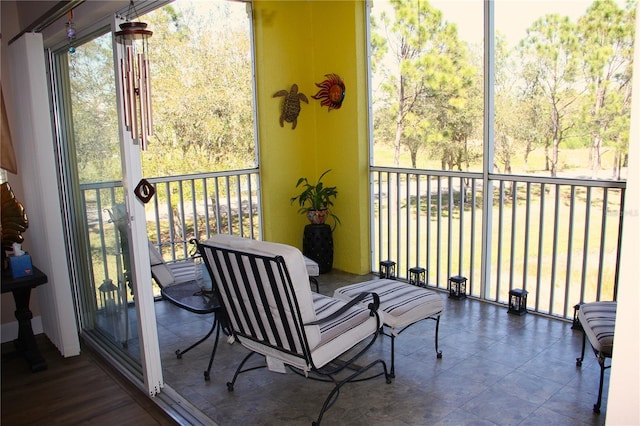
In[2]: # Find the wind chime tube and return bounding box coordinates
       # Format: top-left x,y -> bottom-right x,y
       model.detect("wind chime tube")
144,57 -> 153,138
120,57 -> 131,129
137,53 -> 148,150
127,46 -> 138,141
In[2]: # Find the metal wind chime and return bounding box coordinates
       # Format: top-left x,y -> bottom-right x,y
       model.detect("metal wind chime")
115,1 -> 153,150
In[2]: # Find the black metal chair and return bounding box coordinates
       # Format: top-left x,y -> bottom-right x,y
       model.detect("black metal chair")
149,240 -> 226,381
198,234 -> 391,426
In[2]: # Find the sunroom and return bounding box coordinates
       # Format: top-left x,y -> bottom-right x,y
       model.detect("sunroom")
1,0 -> 638,424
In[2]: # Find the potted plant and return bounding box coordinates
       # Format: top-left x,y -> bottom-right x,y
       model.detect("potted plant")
290,169 -> 341,228
290,169 -> 340,273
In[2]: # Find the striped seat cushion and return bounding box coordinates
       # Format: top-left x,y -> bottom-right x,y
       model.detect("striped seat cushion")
333,279 -> 444,332
578,301 -> 616,357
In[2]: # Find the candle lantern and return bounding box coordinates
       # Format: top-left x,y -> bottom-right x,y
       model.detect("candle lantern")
448,275 -> 467,299
379,260 -> 396,279
408,266 -> 426,288
507,288 -> 528,316
99,278 -> 119,314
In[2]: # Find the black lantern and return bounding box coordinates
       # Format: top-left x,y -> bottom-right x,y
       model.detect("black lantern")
448,275 -> 467,299
379,260 -> 396,279
408,266 -> 426,288
99,278 -> 119,314
507,288 -> 528,315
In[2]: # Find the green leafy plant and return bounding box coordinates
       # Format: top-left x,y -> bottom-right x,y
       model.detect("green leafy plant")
290,169 -> 341,227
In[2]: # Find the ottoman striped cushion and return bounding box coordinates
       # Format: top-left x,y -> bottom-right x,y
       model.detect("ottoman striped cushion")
578,301 -> 616,357
333,278 -> 444,333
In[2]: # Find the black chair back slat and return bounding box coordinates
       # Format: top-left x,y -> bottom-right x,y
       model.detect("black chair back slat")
242,255 -> 278,345
261,256 -> 299,352
208,248 -> 249,337
272,256 -> 307,354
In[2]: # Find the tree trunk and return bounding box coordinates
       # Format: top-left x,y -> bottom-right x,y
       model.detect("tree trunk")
544,140 -> 550,172
550,107 -> 560,177
393,77 -> 405,167
590,83 -> 606,177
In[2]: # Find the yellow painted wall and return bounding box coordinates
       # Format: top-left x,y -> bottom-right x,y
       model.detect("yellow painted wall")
253,0 -> 371,274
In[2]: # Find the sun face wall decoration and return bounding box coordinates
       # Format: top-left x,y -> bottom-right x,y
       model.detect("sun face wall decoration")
312,74 -> 346,111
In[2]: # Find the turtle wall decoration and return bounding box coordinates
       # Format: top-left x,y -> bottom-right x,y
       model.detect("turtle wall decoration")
273,84 -> 308,129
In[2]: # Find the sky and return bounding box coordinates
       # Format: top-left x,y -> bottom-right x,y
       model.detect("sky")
377,0 -> 629,46
436,0 -> 595,45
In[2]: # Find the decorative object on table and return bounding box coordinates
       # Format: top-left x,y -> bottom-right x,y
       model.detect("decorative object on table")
290,169 -> 340,228
1,86 -> 18,174
115,0 -> 154,149
448,275 -> 467,299
1,182 -> 29,273
273,83 -> 308,129
291,169 -> 340,273
8,243 -> 33,279
379,260 -> 396,279
507,288 -> 528,315
311,73 -> 346,111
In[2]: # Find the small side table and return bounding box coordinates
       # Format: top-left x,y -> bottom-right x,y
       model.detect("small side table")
1,266 -> 48,372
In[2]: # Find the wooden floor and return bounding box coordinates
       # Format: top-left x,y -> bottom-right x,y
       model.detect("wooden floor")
1,334 -> 178,425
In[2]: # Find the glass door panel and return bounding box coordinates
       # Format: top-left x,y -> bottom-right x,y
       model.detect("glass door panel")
66,32 -> 140,365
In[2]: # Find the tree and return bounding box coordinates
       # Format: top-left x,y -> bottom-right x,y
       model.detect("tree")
371,0 -> 476,169
142,2 -> 256,177
518,14 -> 581,177
577,0 -> 635,178
69,34 -> 122,183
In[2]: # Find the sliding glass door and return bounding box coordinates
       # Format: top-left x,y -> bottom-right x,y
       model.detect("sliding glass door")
51,19 -> 162,394
50,0 -> 257,410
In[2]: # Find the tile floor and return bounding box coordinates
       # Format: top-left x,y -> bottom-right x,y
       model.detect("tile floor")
154,271 -> 608,425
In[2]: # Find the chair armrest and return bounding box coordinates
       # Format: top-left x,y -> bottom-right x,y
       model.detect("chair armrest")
304,292 -> 379,326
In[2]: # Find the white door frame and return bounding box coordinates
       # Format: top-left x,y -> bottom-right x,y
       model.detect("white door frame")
111,15 -> 163,396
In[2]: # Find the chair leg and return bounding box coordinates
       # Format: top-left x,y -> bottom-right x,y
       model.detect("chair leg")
203,319 -> 222,381
576,329 -> 587,367
390,334 -> 396,378
226,351 -> 259,391
176,315 -> 216,359
594,359 -> 605,414
313,358 -> 391,426
434,315 -> 443,359
593,356 -> 610,414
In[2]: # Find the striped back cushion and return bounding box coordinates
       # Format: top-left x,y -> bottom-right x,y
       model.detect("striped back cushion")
200,235 -> 320,355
